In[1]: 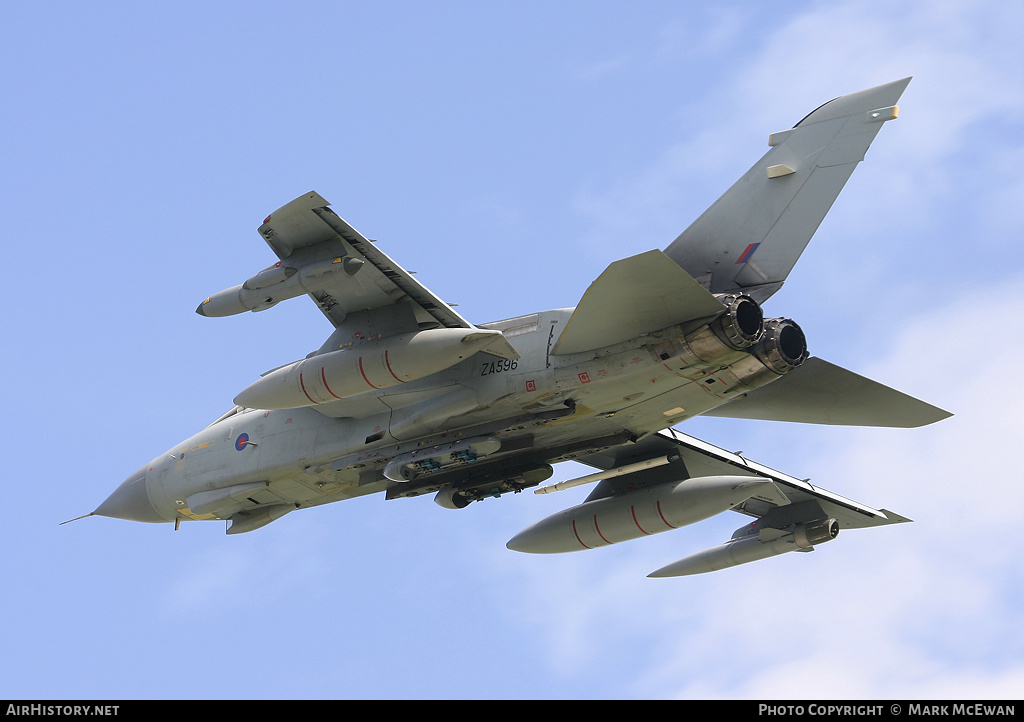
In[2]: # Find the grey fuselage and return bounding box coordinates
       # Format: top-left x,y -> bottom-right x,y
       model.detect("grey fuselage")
92,79 -> 948,579
119,304 -> 790,527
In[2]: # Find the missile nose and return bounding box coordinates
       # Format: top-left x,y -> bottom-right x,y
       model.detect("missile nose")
94,465 -> 166,523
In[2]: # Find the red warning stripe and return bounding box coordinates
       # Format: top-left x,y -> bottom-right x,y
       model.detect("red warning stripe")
657,500 -> 679,530
631,506 -> 652,535
358,357 -> 381,390
593,515 -> 612,545
384,350 -> 404,384
572,519 -> 592,550
321,367 -> 342,400
299,373 -> 318,405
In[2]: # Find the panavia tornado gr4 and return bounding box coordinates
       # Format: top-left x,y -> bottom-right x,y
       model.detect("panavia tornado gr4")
81,77 -> 950,576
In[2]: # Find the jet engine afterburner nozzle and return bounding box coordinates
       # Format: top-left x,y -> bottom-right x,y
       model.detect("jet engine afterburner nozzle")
669,294 -> 764,372
752,318 -> 808,374
711,293 -> 764,350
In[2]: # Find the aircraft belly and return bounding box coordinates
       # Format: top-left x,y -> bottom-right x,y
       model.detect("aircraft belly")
598,382 -> 721,432
538,343 -> 736,434
151,310 -> 800,522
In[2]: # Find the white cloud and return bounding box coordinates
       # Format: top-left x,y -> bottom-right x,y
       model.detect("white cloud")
496,275 -> 1024,699
507,0 -> 1024,699
571,0 -> 1024,271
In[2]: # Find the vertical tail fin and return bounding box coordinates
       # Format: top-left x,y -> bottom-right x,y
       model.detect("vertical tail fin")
664,78 -> 911,302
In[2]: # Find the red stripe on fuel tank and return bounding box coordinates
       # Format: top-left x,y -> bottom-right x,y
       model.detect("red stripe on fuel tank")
299,373 -> 318,405
593,515 -> 612,545
631,506 -> 652,535
572,519 -> 592,550
321,368 -> 342,399
657,500 -> 679,529
384,350 -> 405,383
358,357 -> 381,390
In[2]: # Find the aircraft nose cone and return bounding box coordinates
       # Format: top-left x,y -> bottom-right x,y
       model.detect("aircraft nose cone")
94,465 -> 165,523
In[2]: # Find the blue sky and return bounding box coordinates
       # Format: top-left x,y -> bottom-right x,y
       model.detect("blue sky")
3,0 -> 1023,700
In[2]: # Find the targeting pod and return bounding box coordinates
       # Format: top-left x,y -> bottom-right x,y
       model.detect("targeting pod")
197,256 -> 365,317
648,518 -> 839,577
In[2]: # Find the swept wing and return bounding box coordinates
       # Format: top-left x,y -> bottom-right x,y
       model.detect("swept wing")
199,191 -> 518,362
578,430 -> 908,532
257,191 -> 471,331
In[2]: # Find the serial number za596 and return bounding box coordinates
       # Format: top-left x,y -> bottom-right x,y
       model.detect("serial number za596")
480,359 -> 518,375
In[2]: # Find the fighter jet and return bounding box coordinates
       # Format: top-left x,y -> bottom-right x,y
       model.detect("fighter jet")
81,77 -> 951,576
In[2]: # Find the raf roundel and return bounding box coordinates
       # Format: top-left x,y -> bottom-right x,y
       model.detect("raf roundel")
235,433 -> 250,451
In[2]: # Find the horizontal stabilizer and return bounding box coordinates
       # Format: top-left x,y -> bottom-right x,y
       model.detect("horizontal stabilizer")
701,356 -> 951,427
552,250 -> 724,355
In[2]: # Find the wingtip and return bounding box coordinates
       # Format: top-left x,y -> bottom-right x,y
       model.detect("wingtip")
879,509 -> 914,525
902,405 -> 953,428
